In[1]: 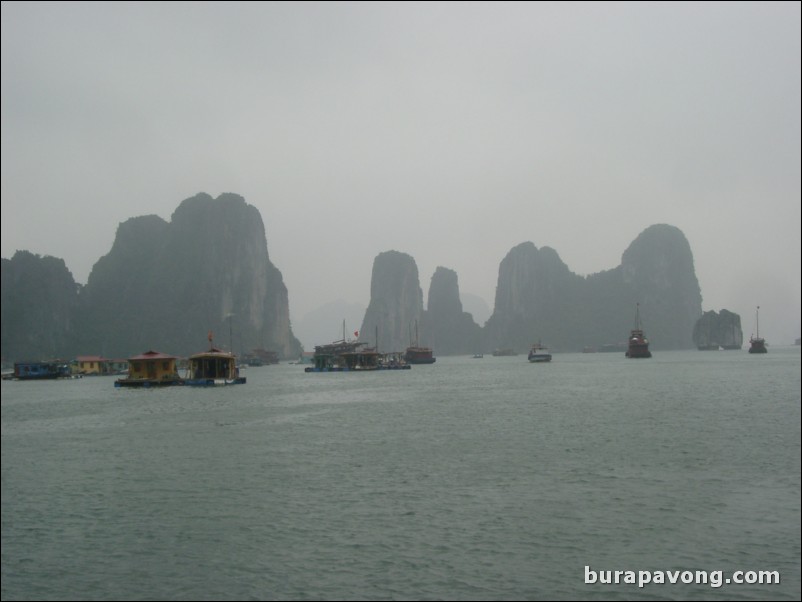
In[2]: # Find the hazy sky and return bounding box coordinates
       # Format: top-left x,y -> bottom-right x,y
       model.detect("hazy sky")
2,1 -> 800,345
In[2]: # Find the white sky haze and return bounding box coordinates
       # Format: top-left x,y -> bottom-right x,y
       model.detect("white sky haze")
2,1 -> 800,346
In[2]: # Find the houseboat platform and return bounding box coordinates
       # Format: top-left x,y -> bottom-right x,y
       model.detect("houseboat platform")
114,377 -> 184,388
305,340 -> 411,372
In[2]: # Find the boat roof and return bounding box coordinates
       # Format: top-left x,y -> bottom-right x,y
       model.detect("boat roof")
128,350 -> 179,361
14,360 -> 67,366
189,347 -> 235,360
314,340 -> 368,353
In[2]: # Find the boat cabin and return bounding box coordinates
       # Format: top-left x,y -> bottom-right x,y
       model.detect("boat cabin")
186,347 -> 245,384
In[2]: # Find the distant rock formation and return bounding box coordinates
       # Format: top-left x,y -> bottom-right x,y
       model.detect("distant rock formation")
693,309 -> 743,350
1,214 -> 708,362
77,192 -> 301,359
460,292 -> 491,326
618,224 -> 703,349
485,224 -> 703,352
1,251 -> 80,361
484,242 -> 588,352
359,251 -> 423,352
0,193 -> 302,362
421,267 -> 483,355
357,225 -> 703,356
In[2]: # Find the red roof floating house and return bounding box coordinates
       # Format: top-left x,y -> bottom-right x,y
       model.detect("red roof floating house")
115,350 -> 182,388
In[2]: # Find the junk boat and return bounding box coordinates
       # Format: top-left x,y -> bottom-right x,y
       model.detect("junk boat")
626,304 -> 652,359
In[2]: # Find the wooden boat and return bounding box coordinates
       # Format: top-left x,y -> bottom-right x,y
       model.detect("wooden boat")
404,321 -> 436,364
626,304 -> 652,359
404,346 -> 436,364
305,323 -> 410,372
748,306 -> 767,354
305,339 -> 410,372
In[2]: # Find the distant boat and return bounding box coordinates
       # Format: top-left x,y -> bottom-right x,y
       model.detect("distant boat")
405,320 -> 436,365
184,332 -> 246,386
748,306 -> 768,354
405,346 -> 436,364
626,304 -> 652,359
305,339 -> 411,372
528,342 -> 552,363
306,322 -> 411,372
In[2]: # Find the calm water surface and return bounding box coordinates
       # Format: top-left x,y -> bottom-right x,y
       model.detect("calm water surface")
2,348 -> 800,600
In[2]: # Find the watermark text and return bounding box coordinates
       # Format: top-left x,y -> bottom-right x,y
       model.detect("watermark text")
584,565 -> 780,589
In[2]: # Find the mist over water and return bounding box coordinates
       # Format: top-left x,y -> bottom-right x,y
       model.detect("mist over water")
2,349 -> 800,600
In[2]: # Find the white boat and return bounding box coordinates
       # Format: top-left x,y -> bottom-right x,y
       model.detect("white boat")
527,342 -> 552,363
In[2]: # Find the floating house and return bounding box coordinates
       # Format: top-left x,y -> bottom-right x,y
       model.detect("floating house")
71,356 -> 128,375
13,361 -> 71,380
115,350 -> 182,387
305,340 -> 410,372
185,346 -> 245,386
74,355 -> 107,375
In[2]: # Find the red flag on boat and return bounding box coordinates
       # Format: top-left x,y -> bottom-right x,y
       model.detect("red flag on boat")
354,331 -> 359,338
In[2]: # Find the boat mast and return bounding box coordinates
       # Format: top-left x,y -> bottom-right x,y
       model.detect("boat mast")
755,306 -> 760,339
